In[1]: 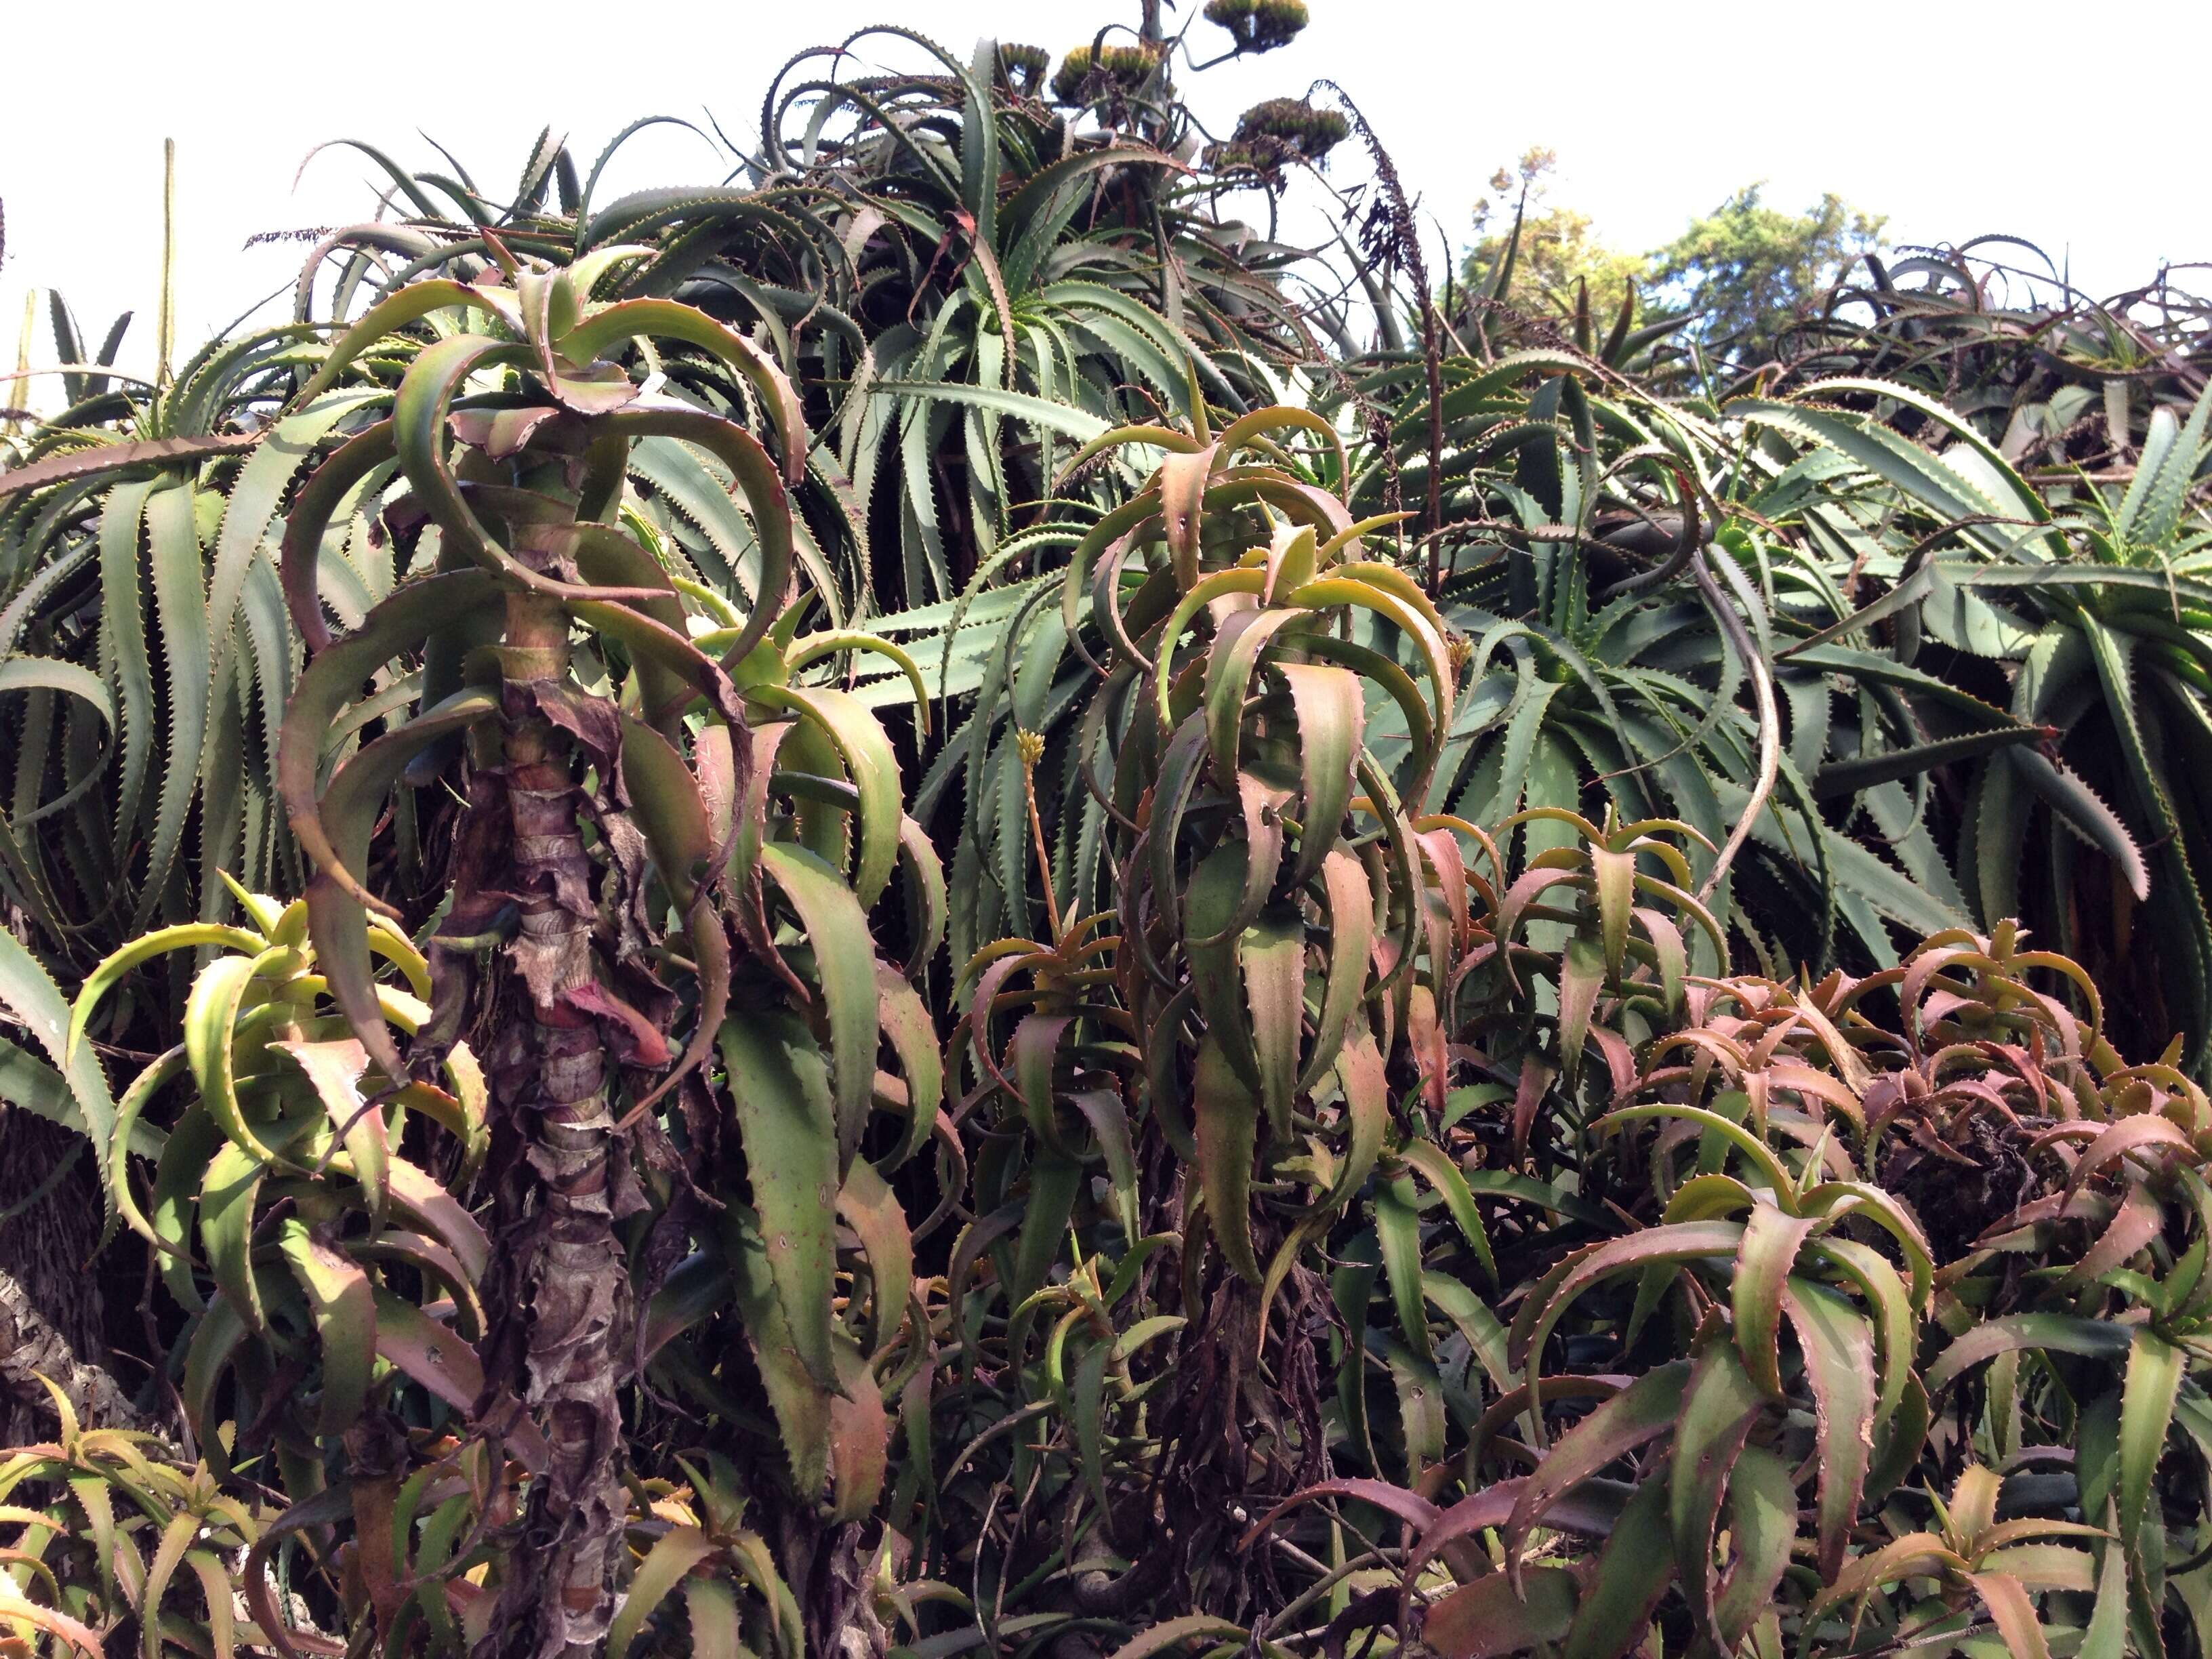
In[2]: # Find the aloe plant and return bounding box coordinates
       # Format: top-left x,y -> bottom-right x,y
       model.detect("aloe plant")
1770,243 -> 2212,464
222,239 -> 933,1650
1221,916 -> 2212,1659
1741,377 -> 2212,1061
0,1390 -> 287,1659
6,9 -> 2212,1659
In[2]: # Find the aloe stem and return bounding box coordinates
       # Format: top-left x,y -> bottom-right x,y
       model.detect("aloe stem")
156,140 -> 176,390
3,291 -> 33,432
476,510 -> 631,1659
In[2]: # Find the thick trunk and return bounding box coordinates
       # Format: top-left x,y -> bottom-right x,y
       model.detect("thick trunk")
0,1111 -> 124,1442
475,581 -> 634,1659
779,1515 -> 889,1659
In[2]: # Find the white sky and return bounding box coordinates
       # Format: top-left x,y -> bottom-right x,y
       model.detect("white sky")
5,0 -> 2207,411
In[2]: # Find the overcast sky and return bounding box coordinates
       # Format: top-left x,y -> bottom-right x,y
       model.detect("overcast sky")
4,0 -> 2206,411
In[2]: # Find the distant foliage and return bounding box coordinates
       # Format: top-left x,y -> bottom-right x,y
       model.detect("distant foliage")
1,9 -> 2211,1659
1648,184 -> 1887,361
1457,152 -> 1885,369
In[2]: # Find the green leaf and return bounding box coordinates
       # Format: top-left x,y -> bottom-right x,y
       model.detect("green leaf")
1101,1616 -> 1247,1659
615,710 -> 728,1119
1299,853 -> 1375,1094
2009,749 -> 2150,901
758,842 -> 882,1168
2118,384 -> 2211,546
1396,1137 -> 1496,1286
140,1511 -> 201,1659
207,393 -> 379,687
1563,1473 -> 1674,1659
1732,1206 -> 1816,1397
140,481 -> 209,926
1385,1339 -> 1446,1479
0,431 -> 261,500
835,1159 -> 912,1357
1784,1280 -> 1878,1578
607,407 -> 797,670
289,279 -> 511,406
753,684 -> 903,912
560,298 -> 806,477
1375,1178 -> 1433,1368
2081,1502 -> 2130,1659
272,1038 -> 388,1231
956,39 -> 1000,251
684,1578 -> 745,1659
718,1009 -> 840,1391
1073,1337 -> 1112,1519
2118,1330 -> 2184,1568
274,1217 -> 376,1435
199,1137 -> 270,1335
1279,663 -> 1363,888
1510,1221 -> 1746,1394
1711,1443 -> 1797,1649
1926,1313 -> 2134,1393
1557,933 -> 1605,1084
1242,906 -> 1305,1140
1668,1343 -> 1765,1640
283,570 -> 504,1077
1427,1568 -> 1578,1659
1194,1035 -> 1262,1284
183,951 -> 289,1169
1504,1361 -> 1690,1566
1203,602 -> 1297,777
1809,724 -> 2043,798
1963,1570 -> 2053,1659
878,380 -> 1111,441
96,477 -> 157,854
607,1526 -> 718,1659
0,926 -> 118,1168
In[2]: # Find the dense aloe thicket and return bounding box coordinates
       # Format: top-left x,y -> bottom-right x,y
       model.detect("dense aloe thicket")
4,9 -> 2212,1659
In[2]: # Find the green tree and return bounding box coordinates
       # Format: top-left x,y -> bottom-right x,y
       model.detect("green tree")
1460,157 -> 1884,365
1462,148 -> 1645,322
1650,182 -> 1885,361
